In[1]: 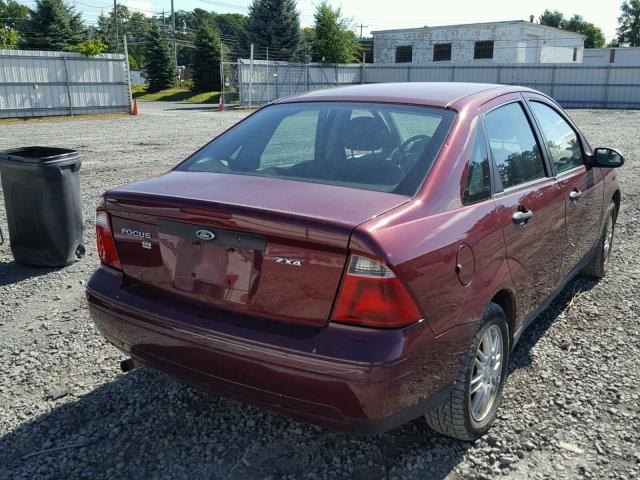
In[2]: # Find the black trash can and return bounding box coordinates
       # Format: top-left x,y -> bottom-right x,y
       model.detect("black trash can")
0,147 -> 84,267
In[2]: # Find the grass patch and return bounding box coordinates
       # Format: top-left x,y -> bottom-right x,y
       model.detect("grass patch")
133,85 -> 220,104
0,113 -> 129,125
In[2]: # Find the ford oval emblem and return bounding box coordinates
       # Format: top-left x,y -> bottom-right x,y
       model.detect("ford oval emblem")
196,229 -> 216,241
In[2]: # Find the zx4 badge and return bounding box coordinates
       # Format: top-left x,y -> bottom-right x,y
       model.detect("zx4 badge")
275,256 -> 303,267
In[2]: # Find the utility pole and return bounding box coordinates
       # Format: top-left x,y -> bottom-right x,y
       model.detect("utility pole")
357,23 -> 368,39
114,0 -> 119,51
171,0 -> 178,83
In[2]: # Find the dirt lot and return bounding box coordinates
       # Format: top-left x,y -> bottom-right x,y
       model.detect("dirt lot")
0,103 -> 638,480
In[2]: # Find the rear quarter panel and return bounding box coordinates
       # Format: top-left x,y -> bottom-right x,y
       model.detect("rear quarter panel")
351,113 -> 514,337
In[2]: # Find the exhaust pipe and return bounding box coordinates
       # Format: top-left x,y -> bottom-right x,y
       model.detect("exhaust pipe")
120,358 -> 139,373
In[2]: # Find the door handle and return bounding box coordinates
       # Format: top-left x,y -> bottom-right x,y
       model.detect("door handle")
569,189 -> 583,202
512,209 -> 534,226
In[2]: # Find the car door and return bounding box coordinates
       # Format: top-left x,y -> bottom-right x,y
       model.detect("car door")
525,95 -> 604,277
481,96 -> 566,331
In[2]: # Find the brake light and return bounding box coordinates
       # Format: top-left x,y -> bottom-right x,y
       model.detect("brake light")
96,208 -> 122,270
331,255 -> 422,328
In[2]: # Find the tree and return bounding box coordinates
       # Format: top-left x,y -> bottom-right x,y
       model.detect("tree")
246,0 -> 300,56
126,12 -> 152,67
0,0 -> 29,46
71,38 -> 108,56
563,15 -> 605,48
96,4 -> 130,51
24,0 -> 86,50
144,22 -> 175,91
539,9 -> 564,28
0,0 -> 29,35
313,1 -> 360,63
616,0 -> 640,46
538,10 -> 606,49
214,12 -> 249,57
192,21 -> 222,92
300,26 -> 315,60
0,27 -> 19,49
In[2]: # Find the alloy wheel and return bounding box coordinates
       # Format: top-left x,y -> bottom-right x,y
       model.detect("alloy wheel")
469,324 -> 504,423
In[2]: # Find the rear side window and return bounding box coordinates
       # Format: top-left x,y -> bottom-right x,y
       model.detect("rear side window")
464,125 -> 491,204
529,101 -> 583,173
178,102 -> 456,195
484,102 -> 546,189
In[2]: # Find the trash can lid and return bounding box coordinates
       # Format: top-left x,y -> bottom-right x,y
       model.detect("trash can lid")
0,146 -> 79,169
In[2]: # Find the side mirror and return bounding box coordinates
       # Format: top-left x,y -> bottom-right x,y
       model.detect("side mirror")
593,148 -> 625,168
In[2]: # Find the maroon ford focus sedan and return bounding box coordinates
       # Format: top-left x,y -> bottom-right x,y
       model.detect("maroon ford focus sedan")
87,83 -> 623,440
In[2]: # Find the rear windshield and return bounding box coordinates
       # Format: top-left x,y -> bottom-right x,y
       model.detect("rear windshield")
178,102 -> 455,195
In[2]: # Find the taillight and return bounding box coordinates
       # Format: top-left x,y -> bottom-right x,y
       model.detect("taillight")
331,255 -> 422,328
96,207 -> 122,270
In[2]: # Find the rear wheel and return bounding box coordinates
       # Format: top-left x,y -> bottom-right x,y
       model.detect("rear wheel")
582,201 -> 617,279
425,303 -> 509,441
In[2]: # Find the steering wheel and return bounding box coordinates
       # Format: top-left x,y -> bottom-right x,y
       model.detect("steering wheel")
392,135 -> 431,167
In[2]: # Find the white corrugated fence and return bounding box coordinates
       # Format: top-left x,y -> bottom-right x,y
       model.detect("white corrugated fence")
235,60 -> 640,109
0,49 -> 131,119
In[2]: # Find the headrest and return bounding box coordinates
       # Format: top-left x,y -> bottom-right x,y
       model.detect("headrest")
343,116 -> 392,151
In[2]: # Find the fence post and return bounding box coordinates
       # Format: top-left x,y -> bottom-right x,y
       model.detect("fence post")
123,35 -> 133,114
407,65 -> 411,82
305,62 -> 309,91
497,65 -> 502,84
62,55 -> 73,116
451,65 -> 456,82
219,40 -> 224,106
550,65 -> 557,100
361,52 -> 365,84
604,65 -> 612,109
266,47 -> 270,103
248,44 -> 254,108
237,58 -> 242,107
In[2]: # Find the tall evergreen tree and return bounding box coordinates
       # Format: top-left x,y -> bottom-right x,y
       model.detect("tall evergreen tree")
313,1 -> 360,63
192,21 -> 222,92
246,0 -> 300,56
96,4 -> 130,51
616,0 -> 640,47
24,0 -> 86,50
144,22 -> 175,91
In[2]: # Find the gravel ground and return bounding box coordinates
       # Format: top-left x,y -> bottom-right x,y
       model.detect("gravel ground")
0,103 -> 638,480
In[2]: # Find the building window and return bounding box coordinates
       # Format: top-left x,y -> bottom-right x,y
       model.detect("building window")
573,47 -> 578,62
395,45 -> 412,63
433,43 -> 452,61
474,40 -> 494,60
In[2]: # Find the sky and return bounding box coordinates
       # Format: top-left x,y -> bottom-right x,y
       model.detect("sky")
17,0 -> 623,42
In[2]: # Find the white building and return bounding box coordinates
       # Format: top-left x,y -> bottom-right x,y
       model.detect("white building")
583,47 -> 640,65
372,20 -> 585,65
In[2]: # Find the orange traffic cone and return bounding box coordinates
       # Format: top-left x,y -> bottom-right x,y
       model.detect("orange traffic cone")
218,95 -> 223,112
131,99 -> 139,116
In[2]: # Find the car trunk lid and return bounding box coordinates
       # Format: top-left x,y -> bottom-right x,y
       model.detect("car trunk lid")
105,171 -> 409,328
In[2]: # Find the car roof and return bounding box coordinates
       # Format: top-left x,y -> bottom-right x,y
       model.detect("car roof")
274,82 -> 538,109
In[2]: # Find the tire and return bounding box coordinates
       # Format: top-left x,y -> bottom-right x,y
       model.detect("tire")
581,200 -> 617,279
425,302 -> 509,441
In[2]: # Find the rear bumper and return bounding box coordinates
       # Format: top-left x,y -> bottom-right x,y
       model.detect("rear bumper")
86,267 -> 476,434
